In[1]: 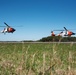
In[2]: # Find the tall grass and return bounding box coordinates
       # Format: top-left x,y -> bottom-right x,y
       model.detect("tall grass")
0,42 -> 76,75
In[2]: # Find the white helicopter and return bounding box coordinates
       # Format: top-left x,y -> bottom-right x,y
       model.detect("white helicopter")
0,22 -> 16,34
51,27 -> 76,37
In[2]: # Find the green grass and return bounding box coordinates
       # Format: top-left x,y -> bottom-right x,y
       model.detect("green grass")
0,42 -> 76,75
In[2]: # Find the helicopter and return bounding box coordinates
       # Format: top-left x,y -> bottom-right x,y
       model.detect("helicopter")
51,27 -> 76,37
0,22 -> 16,34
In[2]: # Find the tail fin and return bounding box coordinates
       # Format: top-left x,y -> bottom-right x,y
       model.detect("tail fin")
51,31 -> 55,36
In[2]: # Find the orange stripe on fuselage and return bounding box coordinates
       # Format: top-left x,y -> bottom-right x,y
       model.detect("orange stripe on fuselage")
67,31 -> 72,36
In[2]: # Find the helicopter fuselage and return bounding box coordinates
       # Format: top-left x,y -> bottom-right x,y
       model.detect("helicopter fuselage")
7,27 -> 16,33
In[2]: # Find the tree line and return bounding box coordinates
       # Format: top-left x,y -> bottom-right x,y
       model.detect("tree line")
39,36 -> 76,42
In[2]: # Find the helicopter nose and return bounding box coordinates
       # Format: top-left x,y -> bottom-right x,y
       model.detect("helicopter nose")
13,28 -> 16,32
72,32 -> 75,35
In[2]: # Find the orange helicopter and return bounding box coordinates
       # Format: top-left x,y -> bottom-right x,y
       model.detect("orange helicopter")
0,22 -> 16,34
51,27 -> 76,37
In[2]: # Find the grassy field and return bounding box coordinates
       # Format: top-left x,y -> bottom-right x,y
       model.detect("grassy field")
0,42 -> 76,75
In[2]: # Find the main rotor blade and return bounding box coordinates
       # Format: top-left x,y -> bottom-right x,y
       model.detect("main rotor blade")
64,27 -> 68,31
0,26 -> 6,27
4,22 -> 10,27
0,25 -> 22,27
53,30 -> 64,31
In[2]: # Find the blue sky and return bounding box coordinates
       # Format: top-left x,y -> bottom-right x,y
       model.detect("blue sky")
0,0 -> 76,41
